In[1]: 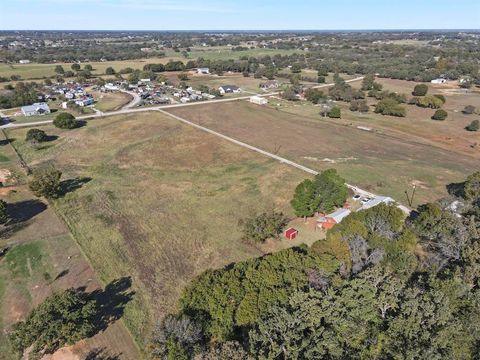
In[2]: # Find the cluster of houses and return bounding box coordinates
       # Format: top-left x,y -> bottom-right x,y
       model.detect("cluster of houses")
52,83 -> 94,107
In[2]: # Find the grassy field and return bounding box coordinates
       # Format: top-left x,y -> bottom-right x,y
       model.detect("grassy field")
5,111 -> 313,345
0,132 -> 140,359
168,101 -> 479,206
89,90 -> 133,112
0,48 -> 300,82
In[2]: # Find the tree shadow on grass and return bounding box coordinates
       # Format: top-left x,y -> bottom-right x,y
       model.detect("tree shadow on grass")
0,138 -> 13,146
78,277 -> 135,334
84,347 -> 122,360
446,181 -> 466,199
44,134 -> 59,142
61,176 -> 92,195
7,199 -> 47,223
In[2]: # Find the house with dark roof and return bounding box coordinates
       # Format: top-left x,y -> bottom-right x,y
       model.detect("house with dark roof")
218,85 -> 241,95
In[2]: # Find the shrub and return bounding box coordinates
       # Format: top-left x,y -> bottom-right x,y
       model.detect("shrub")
413,84 -> 428,96
328,106 -> 341,118
416,95 -> 444,109
433,94 -> 446,104
241,211 -> 288,243
317,76 -> 326,84
53,113 -> 78,129
25,128 -> 48,142
375,98 -> 406,117
466,120 -> 479,132
28,166 -> 62,198
432,109 -> 448,121
463,105 -> 476,115
105,67 -> 115,75
350,100 -> 369,113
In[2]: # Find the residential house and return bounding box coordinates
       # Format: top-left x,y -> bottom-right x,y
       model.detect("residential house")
260,80 -> 280,90
317,208 -> 352,230
19,59 -> 30,64
21,103 -> 51,116
218,85 -> 241,95
75,96 -> 94,107
360,196 -> 394,211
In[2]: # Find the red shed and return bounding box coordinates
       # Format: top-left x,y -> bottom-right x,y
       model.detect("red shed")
285,227 -> 298,240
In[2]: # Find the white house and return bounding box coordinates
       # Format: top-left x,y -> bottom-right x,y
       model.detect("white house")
21,103 -> 51,116
360,196 -> 394,210
19,59 -> 30,64
431,78 -> 447,84
75,96 -> 94,107
250,96 -> 268,105
197,67 -> 210,75
104,83 -> 119,91
218,85 -> 241,95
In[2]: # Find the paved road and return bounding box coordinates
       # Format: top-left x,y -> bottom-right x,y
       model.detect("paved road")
120,89 -> 142,109
0,76 -> 364,130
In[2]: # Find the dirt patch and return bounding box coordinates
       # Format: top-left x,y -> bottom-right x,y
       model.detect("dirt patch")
0,169 -> 15,186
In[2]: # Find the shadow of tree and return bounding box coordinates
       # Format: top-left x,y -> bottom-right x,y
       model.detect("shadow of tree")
44,134 -> 59,142
0,138 -> 13,146
446,181 -> 465,199
84,347 -> 122,360
80,277 -> 135,334
7,199 -> 47,223
61,177 -> 92,195
54,269 -> 69,281
0,220 -> 33,239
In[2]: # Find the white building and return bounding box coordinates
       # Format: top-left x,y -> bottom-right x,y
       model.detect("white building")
19,59 -> 31,64
218,85 -> 241,95
431,78 -> 447,84
360,196 -> 394,210
250,96 -> 268,105
104,83 -> 119,91
21,103 -> 51,116
197,68 -> 210,75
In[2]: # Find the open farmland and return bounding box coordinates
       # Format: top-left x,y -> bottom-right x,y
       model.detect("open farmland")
5,111 -> 309,344
167,101 -> 479,206
0,134 -> 139,359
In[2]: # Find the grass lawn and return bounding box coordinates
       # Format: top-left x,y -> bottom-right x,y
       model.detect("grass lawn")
5,111 -> 311,345
89,91 -> 133,112
167,101 -> 479,207
0,135 -> 140,358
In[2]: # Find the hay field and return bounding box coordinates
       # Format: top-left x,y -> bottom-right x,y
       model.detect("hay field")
5,111 -> 307,343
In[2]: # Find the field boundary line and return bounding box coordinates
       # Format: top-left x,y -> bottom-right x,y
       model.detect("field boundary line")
158,108 -> 410,215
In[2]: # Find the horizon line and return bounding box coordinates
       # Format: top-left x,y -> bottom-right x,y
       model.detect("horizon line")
1,29 -> 480,32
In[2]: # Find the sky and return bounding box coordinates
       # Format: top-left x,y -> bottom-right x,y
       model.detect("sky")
1,0 -> 479,31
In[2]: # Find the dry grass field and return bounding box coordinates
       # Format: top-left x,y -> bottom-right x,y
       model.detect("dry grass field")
5,111 -> 309,346
168,101 -> 479,206
88,90 -> 133,112
0,133 -> 140,359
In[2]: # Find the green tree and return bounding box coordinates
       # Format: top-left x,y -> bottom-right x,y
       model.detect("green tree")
8,289 -> 96,358
291,179 -> 317,218
361,74 -> 375,91
177,72 -> 189,81
375,98 -> 406,117
328,106 -> 341,118
53,112 -> 78,129
70,63 -> 81,71
54,65 -> 64,74
312,169 -> 348,213
432,109 -> 448,120
25,128 -> 48,143
0,199 -> 8,224
464,172 -> 480,201
28,166 -> 62,198
105,67 -> 116,75
413,84 -> 428,96
466,119 -> 479,132
290,63 -> 302,73
84,64 -> 93,71
241,211 -> 288,243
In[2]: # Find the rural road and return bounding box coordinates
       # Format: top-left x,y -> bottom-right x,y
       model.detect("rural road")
0,75 -> 410,214
120,89 -> 142,109
157,106 -> 411,215
0,76 -> 364,130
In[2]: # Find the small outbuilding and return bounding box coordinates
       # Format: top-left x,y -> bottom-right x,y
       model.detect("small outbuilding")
317,208 -> 352,230
284,227 -> 298,240
250,96 -> 268,105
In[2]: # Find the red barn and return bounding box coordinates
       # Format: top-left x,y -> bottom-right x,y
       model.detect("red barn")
285,227 -> 298,240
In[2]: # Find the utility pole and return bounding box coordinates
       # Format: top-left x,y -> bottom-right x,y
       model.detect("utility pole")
405,184 -> 417,207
